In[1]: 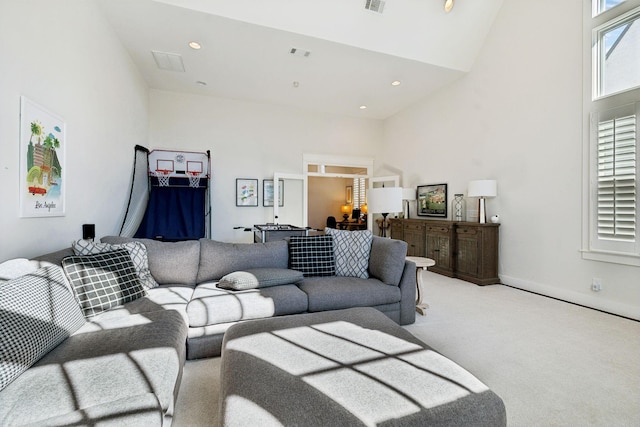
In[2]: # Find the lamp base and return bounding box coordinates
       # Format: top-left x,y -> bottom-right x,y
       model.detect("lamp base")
343,214 -> 349,221
478,197 -> 487,223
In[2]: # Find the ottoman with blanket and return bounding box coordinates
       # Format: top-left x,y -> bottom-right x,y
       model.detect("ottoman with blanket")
219,307 -> 507,427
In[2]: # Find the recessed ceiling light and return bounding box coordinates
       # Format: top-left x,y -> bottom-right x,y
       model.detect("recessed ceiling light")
196,80 -> 207,86
391,80 -> 401,86
188,41 -> 201,50
359,105 -> 367,110
444,0 -> 454,12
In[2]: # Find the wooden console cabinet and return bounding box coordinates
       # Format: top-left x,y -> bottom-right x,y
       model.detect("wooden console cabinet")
389,218 -> 500,285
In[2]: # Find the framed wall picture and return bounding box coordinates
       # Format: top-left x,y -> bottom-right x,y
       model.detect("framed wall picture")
417,183 -> 448,217
236,178 -> 258,206
19,96 -> 66,217
263,179 -> 284,207
346,185 -> 353,204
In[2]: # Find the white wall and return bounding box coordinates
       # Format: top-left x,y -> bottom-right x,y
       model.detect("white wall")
380,0 -> 640,319
148,89 -> 383,243
0,0 -> 149,261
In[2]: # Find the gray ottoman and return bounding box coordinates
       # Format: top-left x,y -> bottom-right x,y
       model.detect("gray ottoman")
219,307 -> 506,427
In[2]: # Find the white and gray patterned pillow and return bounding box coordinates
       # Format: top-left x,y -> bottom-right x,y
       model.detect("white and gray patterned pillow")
324,228 -> 373,278
217,268 -> 304,291
0,265 -> 86,391
288,235 -> 335,277
62,249 -> 146,318
72,239 -> 158,290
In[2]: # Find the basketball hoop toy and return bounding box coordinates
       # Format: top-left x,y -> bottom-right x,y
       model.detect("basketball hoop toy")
155,169 -> 171,187
188,171 -> 201,188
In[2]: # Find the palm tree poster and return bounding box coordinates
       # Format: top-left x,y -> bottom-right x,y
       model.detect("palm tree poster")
20,96 -> 65,217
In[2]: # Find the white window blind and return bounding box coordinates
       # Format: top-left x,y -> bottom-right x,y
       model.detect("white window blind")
353,177 -> 366,209
597,112 -> 637,240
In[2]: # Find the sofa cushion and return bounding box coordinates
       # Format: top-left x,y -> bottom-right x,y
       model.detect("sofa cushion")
288,235 -> 336,277
0,265 -> 86,391
73,239 -> 159,290
62,249 -> 146,318
324,228 -> 373,278
196,239 -> 289,283
368,236 -> 408,286
187,282 -> 308,327
299,276 -> 401,312
101,236 -> 201,285
0,310 -> 187,426
217,268 -> 304,291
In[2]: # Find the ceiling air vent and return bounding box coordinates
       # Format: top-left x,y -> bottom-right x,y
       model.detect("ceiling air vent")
290,48 -> 311,58
151,50 -> 185,72
364,0 -> 385,14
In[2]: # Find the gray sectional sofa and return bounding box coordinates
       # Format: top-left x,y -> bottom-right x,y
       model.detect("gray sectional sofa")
0,234 -> 416,426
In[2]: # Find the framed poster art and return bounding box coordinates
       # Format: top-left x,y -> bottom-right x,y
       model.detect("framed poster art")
417,183 -> 448,218
236,178 -> 258,207
346,186 -> 353,204
263,179 -> 284,207
19,96 -> 66,217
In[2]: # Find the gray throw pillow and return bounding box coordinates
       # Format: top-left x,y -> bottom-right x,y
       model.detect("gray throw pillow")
62,249 -> 146,318
72,239 -> 159,290
324,228 -> 373,278
217,268 -> 304,291
0,265 -> 86,391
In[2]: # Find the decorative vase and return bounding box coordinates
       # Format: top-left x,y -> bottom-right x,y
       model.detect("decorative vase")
453,194 -> 466,222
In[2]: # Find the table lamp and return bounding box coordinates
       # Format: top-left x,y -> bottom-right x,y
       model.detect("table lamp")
340,204 -> 351,221
468,180 -> 497,223
368,187 -> 403,237
402,188 -> 416,219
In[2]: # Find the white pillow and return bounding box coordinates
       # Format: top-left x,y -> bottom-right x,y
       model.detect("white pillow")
72,240 -> 159,290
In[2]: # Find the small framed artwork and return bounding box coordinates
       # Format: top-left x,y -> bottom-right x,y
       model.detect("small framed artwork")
417,183 -> 448,217
263,179 -> 284,207
236,178 -> 258,207
345,186 -> 353,204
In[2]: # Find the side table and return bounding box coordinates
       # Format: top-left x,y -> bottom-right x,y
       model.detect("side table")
406,256 -> 435,316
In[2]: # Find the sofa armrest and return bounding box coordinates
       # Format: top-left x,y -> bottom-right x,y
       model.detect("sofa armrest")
398,260 -> 417,325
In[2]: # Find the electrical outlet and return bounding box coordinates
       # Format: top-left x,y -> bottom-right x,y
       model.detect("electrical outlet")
592,278 -> 602,292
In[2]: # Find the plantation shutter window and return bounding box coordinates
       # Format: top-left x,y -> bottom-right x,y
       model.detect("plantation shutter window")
597,113 -> 637,241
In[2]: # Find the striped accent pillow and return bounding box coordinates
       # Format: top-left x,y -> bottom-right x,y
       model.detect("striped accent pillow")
288,235 -> 335,277
62,249 -> 146,318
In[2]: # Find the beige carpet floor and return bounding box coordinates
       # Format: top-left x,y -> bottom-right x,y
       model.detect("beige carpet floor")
173,272 -> 640,426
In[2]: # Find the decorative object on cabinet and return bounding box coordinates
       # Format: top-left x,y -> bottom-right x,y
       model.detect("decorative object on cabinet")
263,179 -> 284,207
417,184 -> 448,218
368,187 -> 403,237
468,180 -> 497,223
236,178 -> 258,207
340,204 -> 352,221
389,218 -> 500,286
452,193 -> 466,221
402,187 -> 416,219
491,214 -> 500,223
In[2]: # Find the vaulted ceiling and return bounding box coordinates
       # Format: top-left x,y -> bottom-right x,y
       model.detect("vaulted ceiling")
98,0 -> 504,119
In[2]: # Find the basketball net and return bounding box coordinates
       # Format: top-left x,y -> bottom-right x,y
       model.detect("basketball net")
188,172 -> 201,188
155,170 -> 170,187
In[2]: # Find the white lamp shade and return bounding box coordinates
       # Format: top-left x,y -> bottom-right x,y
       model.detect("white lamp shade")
402,187 -> 416,201
468,180 -> 497,198
368,187 -> 403,214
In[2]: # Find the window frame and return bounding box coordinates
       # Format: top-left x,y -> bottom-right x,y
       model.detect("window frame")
583,0 -> 640,266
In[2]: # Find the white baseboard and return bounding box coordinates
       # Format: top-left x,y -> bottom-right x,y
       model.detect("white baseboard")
500,274 -> 640,321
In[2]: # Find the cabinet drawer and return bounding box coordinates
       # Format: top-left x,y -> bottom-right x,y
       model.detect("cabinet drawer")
456,227 -> 478,236
426,225 -> 451,234
404,223 -> 425,232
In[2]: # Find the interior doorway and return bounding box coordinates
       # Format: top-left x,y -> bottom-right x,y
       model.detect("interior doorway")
303,154 -> 373,231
